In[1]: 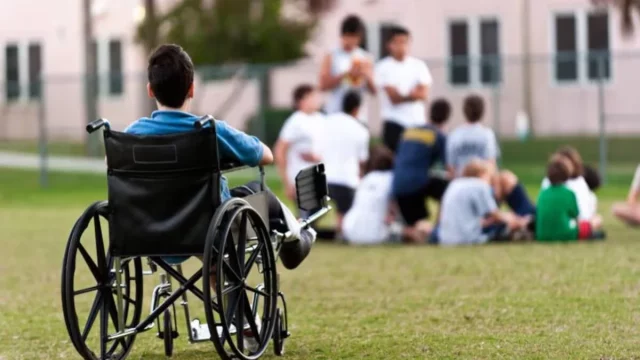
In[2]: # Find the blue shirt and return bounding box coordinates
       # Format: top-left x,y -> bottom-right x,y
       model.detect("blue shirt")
125,110 -> 264,201
392,125 -> 446,196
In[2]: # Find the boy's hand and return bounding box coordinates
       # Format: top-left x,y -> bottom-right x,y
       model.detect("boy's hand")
300,152 -> 322,163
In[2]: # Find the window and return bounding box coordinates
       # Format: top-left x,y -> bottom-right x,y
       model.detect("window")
554,14 -> 578,81
5,44 -> 20,101
28,43 -> 42,99
587,12 -> 610,80
552,11 -> 611,83
449,21 -> 470,85
480,19 -> 501,84
108,39 -> 123,95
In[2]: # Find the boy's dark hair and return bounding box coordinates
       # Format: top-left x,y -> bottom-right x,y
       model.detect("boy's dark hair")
366,145 -> 394,173
430,98 -> 451,125
557,146 -> 584,178
547,160 -> 571,185
342,91 -> 362,114
341,15 -> 365,35
387,26 -> 410,42
292,84 -> 314,108
148,44 -> 194,108
463,95 -> 485,123
583,164 -> 601,191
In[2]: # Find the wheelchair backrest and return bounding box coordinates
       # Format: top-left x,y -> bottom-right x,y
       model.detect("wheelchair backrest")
104,126 -> 221,257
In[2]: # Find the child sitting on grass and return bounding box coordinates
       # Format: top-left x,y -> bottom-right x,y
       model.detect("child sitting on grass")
536,156 -> 603,242
432,159 -> 530,246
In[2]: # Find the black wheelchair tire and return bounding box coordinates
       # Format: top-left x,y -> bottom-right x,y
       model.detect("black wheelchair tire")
61,201 -> 144,360
273,309 -> 285,356
163,309 -> 173,357
203,198 -> 279,360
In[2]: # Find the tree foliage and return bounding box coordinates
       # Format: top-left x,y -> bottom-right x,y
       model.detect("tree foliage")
136,0 -> 319,66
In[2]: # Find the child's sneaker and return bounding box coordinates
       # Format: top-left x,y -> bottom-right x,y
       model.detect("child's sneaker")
242,315 -> 261,353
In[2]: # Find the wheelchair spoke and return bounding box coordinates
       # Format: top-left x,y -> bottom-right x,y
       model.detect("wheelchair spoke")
244,242 -> 263,277
224,233 -> 243,279
222,282 -> 243,297
82,292 -> 103,341
220,286 -> 243,346
236,213 -> 248,277
100,291 -> 109,358
241,292 -> 261,344
93,215 -> 107,275
74,285 -> 101,296
222,260 -> 242,282
243,284 -> 269,298
78,244 -> 101,283
236,289 -> 245,353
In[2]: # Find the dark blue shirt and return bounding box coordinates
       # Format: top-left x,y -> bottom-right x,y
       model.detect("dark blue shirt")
392,125 -> 446,196
125,110 -> 264,201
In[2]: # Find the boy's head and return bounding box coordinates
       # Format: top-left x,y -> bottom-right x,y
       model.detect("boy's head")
556,146 -> 584,178
366,145 -> 394,173
342,91 -> 362,117
147,44 -> 194,109
463,95 -> 485,123
547,159 -> 571,185
583,164 -> 601,191
293,84 -> 320,113
340,15 -> 365,51
387,26 -> 410,60
462,159 -> 492,182
430,98 -> 451,128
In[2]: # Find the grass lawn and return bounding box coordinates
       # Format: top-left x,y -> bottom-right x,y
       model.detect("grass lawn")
2,167 -> 640,359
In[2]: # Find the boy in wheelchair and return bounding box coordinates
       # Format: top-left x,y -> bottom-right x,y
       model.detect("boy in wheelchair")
124,44 -> 317,268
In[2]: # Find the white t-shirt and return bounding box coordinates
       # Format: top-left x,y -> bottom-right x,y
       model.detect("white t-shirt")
374,56 -> 433,128
324,47 -> 372,123
278,111 -> 323,184
541,176 -> 596,220
342,171 -> 394,244
316,112 -> 370,189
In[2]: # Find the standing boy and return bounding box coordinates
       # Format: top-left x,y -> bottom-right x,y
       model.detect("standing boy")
319,14 -> 375,122
317,91 -> 370,234
274,84 -> 324,203
375,26 -> 433,152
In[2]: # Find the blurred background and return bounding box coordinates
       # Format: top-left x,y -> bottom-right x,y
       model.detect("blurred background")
0,0 -> 638,185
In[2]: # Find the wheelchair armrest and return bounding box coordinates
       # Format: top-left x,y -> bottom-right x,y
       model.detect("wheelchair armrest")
220,160 -> 249,174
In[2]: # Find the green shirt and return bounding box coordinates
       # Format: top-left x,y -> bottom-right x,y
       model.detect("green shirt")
536,185 -> 579,241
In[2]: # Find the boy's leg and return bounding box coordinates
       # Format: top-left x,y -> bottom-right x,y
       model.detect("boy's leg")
231,181 -> 316,270
612,202 -> 640,226
382,121 -> 405,153
497,170 -> 536,216
327,183 -> 356,235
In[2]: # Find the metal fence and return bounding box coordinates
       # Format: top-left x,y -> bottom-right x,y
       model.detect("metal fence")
1,53 -> 639,185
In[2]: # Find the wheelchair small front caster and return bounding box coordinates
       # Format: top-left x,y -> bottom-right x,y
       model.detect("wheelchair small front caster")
273,309 -> 288,356
163,309 -> 174,357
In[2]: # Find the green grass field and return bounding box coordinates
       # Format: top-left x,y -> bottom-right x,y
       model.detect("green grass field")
2,164 -> 640,360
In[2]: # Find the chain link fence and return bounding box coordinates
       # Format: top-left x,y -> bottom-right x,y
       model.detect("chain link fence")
1,54 -> 639,186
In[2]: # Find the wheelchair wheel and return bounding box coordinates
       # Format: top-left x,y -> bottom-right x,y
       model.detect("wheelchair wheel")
203,198 -> 279,360
273,309 -> 285,356
61,201 -> 144,360
163,309 -> 173,357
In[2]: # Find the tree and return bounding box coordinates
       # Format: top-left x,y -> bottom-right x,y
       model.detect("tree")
136,0 -> 318,67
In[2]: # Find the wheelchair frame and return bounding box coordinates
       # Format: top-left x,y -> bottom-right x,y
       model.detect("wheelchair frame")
61,116 -> 331,360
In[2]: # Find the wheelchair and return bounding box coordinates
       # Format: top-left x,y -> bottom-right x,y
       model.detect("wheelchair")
61,115 -> 331,360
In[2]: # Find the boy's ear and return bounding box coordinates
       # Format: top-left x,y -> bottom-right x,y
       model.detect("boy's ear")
147,83 -> 154,99
187,83 -> 194,98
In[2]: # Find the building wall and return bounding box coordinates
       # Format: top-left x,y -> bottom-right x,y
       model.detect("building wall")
2,0 -> 640,141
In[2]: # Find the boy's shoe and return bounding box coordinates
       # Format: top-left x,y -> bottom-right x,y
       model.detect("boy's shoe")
242,315 -> 262,353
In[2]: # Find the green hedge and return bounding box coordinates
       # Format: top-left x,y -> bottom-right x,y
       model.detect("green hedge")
246,107 -> 293,148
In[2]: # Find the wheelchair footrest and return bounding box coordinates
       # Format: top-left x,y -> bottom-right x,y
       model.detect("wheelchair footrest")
189,319 -> 249,342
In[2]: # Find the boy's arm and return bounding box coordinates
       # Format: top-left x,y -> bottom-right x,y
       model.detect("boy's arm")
319,53 -> 346,91
216,121 -> 270,166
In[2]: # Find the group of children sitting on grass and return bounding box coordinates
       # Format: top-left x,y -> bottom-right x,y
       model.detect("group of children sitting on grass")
275,82 -> 612,246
